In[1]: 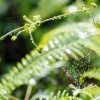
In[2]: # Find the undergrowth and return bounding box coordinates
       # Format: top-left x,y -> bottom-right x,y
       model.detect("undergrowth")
0,2 -> 100,100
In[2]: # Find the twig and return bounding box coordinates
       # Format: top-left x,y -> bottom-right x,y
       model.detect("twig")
24,79 -> 36,100
0,26 -> 24,41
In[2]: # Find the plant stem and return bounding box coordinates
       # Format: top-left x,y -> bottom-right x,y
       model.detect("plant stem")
24,83 -> 33,100
0,7 -> 95,41
40,10 -> 83,23
0,26 -> 24,41
29,31 -> 37,47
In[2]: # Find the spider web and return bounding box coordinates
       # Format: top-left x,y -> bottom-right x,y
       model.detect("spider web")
0,16 -> 91,86
60,45 -> 91,86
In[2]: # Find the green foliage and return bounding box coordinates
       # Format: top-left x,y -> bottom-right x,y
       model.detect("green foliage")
0,21 -> 100,99
30,0 -> 67,19
31,85 -> 100,100
0,1 -> 100,100
82,68 -> 100,80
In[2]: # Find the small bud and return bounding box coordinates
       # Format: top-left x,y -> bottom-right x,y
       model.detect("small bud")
29,25 -> 36,33
33,15 -> 41,22
24,24 -> 29,31
81,5 -> 88,13
81,4 -> 85,8
11,35 -> 17,41
82,7 -> 88,13
91,3 -> 97,8
23,15 -> 27,19
37,45 -> 43,53
23,15 -> 33,23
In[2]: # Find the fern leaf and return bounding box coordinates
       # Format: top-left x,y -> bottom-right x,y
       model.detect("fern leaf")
47,90 -> 69,100
0,22 -> 100,97
92,95 -> 100,100
80,85 -> 100,98
82,68 -> 100,80
72,85 -> 100,99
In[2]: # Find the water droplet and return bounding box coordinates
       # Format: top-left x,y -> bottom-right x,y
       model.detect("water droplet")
49,41 -> 55,48
68,6 -> 78,12
66,48 -> 71,54
53,16 -> 57,19
51,18 -> 54,20
63,14 -> 67,17
29,79 -> 36,85
48,55 -> 52,59
44,46 -> 48,51
57,16 -> 61,19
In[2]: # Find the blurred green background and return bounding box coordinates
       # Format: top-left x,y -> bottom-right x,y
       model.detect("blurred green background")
0,0 -> 100,99
0,0 -> 100,74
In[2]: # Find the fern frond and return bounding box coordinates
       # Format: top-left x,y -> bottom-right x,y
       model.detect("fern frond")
47,90 -> 69,100
79,85 -> 100,98
82,68 -> 100,80
0,22 -> 100,97
32,85 -> 100,100
71,84 -> 100,99
34,90 -> 70,100
92,95 -> 100,100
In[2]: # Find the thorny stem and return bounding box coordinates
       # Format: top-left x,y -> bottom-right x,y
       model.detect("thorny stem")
0,7 -> 96,41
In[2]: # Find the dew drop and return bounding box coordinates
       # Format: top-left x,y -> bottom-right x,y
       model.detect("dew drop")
57,16 -> 61,19
44,46 -> 48,51
63,14 -> 68,17
68,6 -> 78,12
51,18 -> 54,20
53,16 -> 57,19
29,79 -> 36,85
